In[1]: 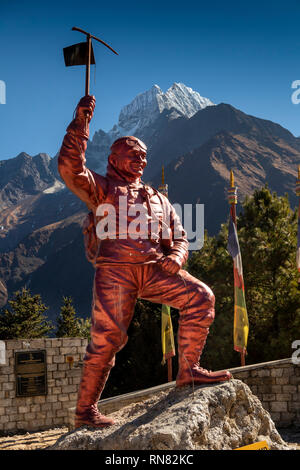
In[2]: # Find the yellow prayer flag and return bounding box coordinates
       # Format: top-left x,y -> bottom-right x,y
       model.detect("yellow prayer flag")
161,304 -> 175,365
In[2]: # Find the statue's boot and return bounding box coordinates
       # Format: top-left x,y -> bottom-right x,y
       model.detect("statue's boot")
75,360 -> 115,429
176,318 -> 232,387
176,361 -> 232,387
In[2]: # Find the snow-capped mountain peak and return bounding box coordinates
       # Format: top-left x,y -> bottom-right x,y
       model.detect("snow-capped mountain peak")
117,82 -> 214,134
158,82 -> 214,118
117,84 -> 162,132
88,83 -> 214,173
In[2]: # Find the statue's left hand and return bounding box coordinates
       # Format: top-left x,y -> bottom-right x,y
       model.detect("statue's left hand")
159,254 -> 181,275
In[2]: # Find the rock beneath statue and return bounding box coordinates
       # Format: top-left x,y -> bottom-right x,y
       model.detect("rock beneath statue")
49,379 -> 291,450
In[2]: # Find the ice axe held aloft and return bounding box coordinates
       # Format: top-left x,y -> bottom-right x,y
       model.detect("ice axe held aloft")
63,27 -> 118,122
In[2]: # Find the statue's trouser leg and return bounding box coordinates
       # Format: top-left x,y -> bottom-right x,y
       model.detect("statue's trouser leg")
75,265 -> 138,418
139,265 -> 215,372
76,262 -> 229,419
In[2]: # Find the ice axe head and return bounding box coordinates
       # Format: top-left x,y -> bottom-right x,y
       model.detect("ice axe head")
63,26 -> 118,96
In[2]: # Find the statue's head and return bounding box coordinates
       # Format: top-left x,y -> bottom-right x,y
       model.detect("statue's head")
108,136 -> 147,181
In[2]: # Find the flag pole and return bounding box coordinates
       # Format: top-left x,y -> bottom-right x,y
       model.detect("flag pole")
159,166 -> 174,382
84,34 -> 92,134
85,34 -> 92,96
168,344 -> 172,382
296,165 -> 300,281
228,170 -> 246,366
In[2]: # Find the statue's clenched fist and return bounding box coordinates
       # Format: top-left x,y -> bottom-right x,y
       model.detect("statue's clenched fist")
76,95 -> 96,123
159,254 -> 182,275
67,95 -> 96,139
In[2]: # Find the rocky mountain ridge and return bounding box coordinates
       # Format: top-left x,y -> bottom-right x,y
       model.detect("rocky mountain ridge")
0,83 -> 299,320
0,152 -> 62,210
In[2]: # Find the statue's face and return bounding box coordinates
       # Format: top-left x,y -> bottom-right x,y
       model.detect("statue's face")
110,147 -> 147,179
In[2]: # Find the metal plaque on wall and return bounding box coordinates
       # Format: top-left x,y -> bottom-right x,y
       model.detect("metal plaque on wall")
15,350 -> 47,397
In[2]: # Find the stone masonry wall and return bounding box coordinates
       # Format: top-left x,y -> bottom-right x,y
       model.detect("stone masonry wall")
231,358 -> 300,428
1,339 -> 299,435
0,338 -> 87,435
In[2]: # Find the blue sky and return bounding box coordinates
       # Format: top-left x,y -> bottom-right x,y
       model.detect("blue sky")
1,0 -> 300,160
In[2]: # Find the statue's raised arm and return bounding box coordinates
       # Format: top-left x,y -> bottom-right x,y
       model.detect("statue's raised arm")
58,95 -> 107,210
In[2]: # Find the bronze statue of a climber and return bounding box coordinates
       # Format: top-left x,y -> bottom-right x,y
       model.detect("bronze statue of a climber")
58,95 -> 231,429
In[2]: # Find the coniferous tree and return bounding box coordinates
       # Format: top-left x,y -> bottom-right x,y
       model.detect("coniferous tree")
77,317 -> 92,341
188,186 -> 300,370
56,296 -> 81,337
0,288 -> 53,339
236,186 -> 300,362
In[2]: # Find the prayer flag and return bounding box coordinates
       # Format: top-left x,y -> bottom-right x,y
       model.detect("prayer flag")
227,214 -> 249,354
161,304 -> 175,364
